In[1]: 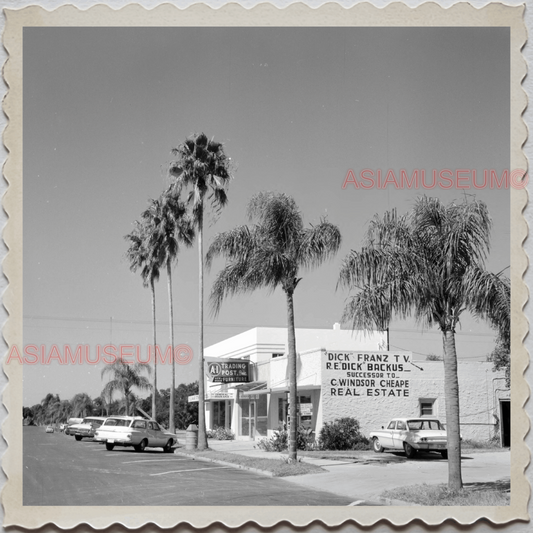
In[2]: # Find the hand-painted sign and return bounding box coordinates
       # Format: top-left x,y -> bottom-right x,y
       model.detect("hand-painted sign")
188,390 -> 236,403
323,351 -> 412,398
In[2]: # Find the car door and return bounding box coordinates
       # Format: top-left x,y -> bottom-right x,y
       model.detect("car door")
393,420 -> 408,449
380,420 -> 396,448
148,421 -> 165,446
131,419 -> 147,444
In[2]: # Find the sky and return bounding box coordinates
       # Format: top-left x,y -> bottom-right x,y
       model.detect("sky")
21,26 -> 510,406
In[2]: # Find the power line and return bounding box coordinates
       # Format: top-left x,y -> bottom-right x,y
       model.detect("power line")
22,314 -> 499,337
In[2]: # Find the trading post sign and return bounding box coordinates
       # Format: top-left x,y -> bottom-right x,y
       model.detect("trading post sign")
205,359 -> 251,383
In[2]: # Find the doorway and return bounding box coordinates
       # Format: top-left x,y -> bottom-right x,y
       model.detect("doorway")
500,400 -> 510,447
241,398 -> 256,439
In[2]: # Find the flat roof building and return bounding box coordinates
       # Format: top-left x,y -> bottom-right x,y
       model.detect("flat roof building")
192,325 -> 510,447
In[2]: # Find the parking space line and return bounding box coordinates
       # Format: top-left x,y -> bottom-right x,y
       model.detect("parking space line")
122,459 -> 188,464
150,466 -> 232,476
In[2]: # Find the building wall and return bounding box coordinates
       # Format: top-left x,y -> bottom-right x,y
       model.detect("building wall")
320,354 -> 509,442
203,327 -> 509,444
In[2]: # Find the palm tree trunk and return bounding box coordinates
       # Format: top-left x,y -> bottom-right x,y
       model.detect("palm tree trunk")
197,210 -> 208,450
286,288 -> 298,463
442,329 -> 463,490
151,279 -> 157,421
167,260 -> 176,433
125,389 -> 130,417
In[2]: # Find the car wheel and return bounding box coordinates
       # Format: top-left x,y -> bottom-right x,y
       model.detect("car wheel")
74,435 -> 82,441
404,442 -> 417,458
163,440 -> 173,453
372,437 -> 384,453
441,450 -> 448,459
134,439 -> 147,453
105,442 -> 115,451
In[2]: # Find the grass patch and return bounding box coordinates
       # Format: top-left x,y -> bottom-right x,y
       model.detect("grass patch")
461,439 -> 503,451
175,448 -> 325,477
382,482 -> 510,506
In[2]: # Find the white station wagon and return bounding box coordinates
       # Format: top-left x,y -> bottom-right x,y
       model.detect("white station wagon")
94,416 -> 177,453
369,417 -> 448,459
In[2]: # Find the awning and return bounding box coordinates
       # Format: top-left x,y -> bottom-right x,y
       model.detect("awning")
241,384 -> 320,397
230,381 -> 267,392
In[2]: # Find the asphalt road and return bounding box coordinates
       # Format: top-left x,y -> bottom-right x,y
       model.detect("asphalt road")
23,427 -> 354,506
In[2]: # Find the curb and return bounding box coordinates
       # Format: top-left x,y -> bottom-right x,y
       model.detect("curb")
173,449 -> 275,477
377,497 -> 421,506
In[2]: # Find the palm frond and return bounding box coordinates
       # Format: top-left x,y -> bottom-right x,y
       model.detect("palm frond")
298,219 -> 342,269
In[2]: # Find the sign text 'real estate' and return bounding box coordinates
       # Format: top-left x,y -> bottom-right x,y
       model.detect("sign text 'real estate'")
323,351 -> 412,397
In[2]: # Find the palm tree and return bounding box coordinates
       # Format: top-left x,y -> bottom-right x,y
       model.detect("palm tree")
125,218 -> 162,420
48,399 -> 72,424
41,393 -> 60,424
142,190 -> 194,432
338,196 -> 510,490
101,360 -> 152,417
70,393 -> 94,418
169,132 -> 233,450
206,191 -> 341,462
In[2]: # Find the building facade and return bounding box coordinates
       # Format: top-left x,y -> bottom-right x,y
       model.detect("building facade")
191,325 -> 510,446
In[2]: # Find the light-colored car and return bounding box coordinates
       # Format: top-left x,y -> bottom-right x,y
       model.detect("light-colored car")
69,416 -> 107,441
94,416 -> 177,453
45,425 -> 54,433
64,417 -> 83,435
369,418 -> 448,459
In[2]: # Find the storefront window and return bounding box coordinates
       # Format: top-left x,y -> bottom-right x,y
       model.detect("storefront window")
212,401 -> 226,428
280,394 -> 312,428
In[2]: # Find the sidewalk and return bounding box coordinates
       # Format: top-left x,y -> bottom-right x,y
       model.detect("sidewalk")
203,437 -> 344,467
186,437 -> 511,504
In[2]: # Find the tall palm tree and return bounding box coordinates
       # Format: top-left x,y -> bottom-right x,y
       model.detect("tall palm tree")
206,191 -> 341,462
125,219 -> 162,420
338,196 -> 510,490
70,393 -> 94,418
101,360 -> 152,417
169,132 -> 233,449
142,190 -> 194,432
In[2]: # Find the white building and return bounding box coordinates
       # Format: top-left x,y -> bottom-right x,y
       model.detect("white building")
193,325 -> 510,446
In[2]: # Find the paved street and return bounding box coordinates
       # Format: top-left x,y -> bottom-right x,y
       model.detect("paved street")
283,450 -> 511,501
23,427 -> 353,506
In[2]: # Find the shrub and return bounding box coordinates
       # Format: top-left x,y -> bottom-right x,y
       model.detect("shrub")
319,417 -> 370,450
206,426 -> 235,440
256,425 -> 315,452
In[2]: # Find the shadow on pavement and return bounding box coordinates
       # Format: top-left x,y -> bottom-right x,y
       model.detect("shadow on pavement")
464,479 -> 510,492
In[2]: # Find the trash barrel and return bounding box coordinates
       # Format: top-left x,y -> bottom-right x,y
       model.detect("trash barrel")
186,424 -> 198,450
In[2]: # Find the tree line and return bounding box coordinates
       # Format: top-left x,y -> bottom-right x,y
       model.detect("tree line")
23,382 -> 198,430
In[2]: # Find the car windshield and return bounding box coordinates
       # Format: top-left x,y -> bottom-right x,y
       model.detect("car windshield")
407,420 -> 443,430
103,418 -> 131,427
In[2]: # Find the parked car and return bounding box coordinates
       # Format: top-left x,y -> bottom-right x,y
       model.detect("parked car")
369,417 -> 448,459
59,423 -> 67,432
45,426 -> 54,433
69,416 -> 107,441
94,416 -> 177,452
64,417 -> 83,435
